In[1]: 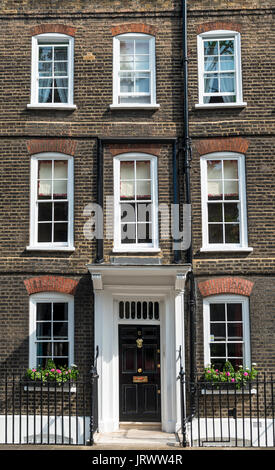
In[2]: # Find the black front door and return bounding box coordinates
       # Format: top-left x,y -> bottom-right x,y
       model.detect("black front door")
119,325 -> 161,422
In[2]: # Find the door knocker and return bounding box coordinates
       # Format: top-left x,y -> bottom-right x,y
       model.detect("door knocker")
136,338 -> 143,348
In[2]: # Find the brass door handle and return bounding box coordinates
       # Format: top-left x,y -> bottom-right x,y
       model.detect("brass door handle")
137,368 -> 142,373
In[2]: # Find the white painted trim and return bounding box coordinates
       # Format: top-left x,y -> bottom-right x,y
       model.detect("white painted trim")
195,102 -> 247,109
112,33 -> 157,107
92,268 -> 187,434
200,152 -> 249,252
29,152 -> 74,251
197,30 -> 244,107
29,33 -> 74,108
113,153 -> 159,252
203,294 -> 251,369
29,292 -> 74,369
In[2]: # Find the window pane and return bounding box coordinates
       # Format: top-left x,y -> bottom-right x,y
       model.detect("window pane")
121,203 -> 136,223
135,40 -> 149,54
224,203 -> 239,222
38,161 -> 52,179
54,61 -> 68,76
219,40 -> 234,55
204,74 -> 218,93
39,78 -> 53,88
204,56 -> 218,71
137,223 -> 152,243
54,87 -> 68,103
54,160 -> 68,179
54,202 -> 68,221
204,41 -> 218,56
210,343 -> 226,357
209,224 -> 223,243
136,161 -> 150,179
208,180 -> 222,200
120,74 -> 134,93
208,203 -> 222,222
38,223 -> 52,242
39,62 -> 52,77
225,224 -> 239,243
119,96 -> 151,104
120,161 -> 134,180
37,342 -> 51,357
207,160 -> 222,179
135,56 -> 150,70
120,58 -> 134,70
136,181 -> 151,200
224,160 -> 238,179
37,322 -> 51,340
54,47 -> 68,61
54,223 -> 68,242
228,323 -> 243,339
227,303 -> 242,321
135,75 -> 150,93
38,202 -> 52,221
37,303 -> 51,321
53,342 -> 68,357
210,323 -> 226,340
224,181 -> 239,200
53,303 -> 68,321
39,46 -> 52,61
38,180 -> 52,199
210,303 -> 225,322
220,56 -> 235,71
38,89 -> 52,103
228,343 -> 243,358
120,181 -> 135,200
220,74 -> 235,93
53,180 -> 67,198
53,322 -> 68,339
120,40 -> 134,54
137,203 -> 151,223
121,224 -> 136,244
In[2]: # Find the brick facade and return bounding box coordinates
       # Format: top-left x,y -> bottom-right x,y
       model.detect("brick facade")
0,0 -> 274,384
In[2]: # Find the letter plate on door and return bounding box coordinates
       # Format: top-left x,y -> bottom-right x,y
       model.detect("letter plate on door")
133,376 -> 148,383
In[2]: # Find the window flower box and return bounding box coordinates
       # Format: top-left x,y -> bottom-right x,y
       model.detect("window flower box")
203,361 -> 258,391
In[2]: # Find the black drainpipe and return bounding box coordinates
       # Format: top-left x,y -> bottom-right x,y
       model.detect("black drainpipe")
182,0 -> 197,395
95,137 -> 104,264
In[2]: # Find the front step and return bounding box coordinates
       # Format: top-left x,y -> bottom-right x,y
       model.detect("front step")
119,422 -> 161,431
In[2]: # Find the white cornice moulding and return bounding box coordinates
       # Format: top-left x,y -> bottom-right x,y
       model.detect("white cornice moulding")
92,273 -> 103,291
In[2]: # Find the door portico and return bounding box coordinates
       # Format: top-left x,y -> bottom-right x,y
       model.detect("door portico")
87,265 -> 190,434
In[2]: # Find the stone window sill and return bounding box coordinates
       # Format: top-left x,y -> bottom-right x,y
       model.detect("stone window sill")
195,102 -> 247,110
27,104 -> 77,111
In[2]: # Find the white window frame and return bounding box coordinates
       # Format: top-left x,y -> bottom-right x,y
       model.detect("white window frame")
203,294 -> 251,369
29,292 -> 74,369
27,152 -> 74,251
113,153 -> 159,253
28,32 -> 76,110
110,33 -> 159,110
200,152 -> 252,252
196,30 -> 246,109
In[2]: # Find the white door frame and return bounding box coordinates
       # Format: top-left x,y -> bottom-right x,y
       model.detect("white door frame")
88,266 -> 189,433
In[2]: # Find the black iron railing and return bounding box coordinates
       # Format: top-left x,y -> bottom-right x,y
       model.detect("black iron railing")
0,355 -> 99,446
178,369 -> 275,448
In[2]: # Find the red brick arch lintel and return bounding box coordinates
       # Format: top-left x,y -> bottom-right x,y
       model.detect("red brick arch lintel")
197,21 -> 242,35
24,276 -> 79,296
198,277 -> 254,298
31,24 -> 76,37
26,139 -> 77,156
111,23 -> 157,36
193,137 -> 249,157
107,143 -> 161,157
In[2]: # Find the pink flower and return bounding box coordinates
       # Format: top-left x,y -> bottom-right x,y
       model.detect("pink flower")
56,369 -> 61,374
50,369 -> 55,372
231,378 -> 235,383
207,370 -> 211,374
226,372 -> 230,376
244,372 -> 249,376
32,369 -> 36,372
